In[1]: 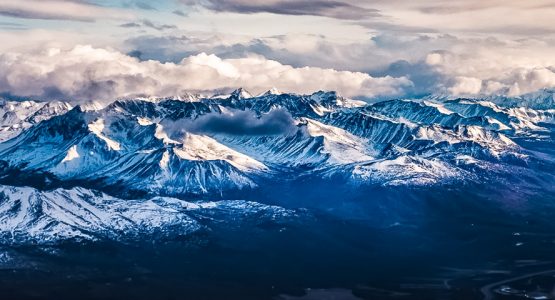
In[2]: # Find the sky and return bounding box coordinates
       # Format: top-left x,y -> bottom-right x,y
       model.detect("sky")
0,0 -> 554,103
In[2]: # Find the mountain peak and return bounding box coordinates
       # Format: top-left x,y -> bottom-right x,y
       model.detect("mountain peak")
230,88 -> 253,99
260,87 -> 282,96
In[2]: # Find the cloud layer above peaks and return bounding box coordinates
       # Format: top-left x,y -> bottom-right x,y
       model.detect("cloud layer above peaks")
0,45 -> 411,103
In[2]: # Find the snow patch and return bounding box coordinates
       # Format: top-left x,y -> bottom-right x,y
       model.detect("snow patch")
88,118 -> 121,151
61,145 -> 80,163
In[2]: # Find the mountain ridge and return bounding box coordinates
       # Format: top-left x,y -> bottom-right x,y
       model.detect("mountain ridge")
0,90 -> 553,199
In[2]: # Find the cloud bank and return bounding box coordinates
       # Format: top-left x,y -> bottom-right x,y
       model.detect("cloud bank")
0,45 -> 411,103
1,40 -> 555,104
124,32 -> 555,98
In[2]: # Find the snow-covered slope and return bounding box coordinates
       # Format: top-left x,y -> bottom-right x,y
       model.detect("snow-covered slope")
0,185 -> 297,245
0,107 -> 266,196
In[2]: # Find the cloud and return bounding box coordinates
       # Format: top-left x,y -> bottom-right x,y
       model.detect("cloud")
1,13 -> 554,103
376,0 -> 555,36
121,20 -> 177,31
120,22 -> 142,28
448,77 -> 483,95
0,0 -> 130,22
173,9 -> 187,17
413,0 -> 555,14
180,0 -> 381,20
418,43 -> 555,96
0,21 -> 26,30
176,0 -> 555,35
0,45 -> 412,103
124,33 -> 444,71
165,109 -> 297,136
505,67 -> 555,96
133,2 -> 157,11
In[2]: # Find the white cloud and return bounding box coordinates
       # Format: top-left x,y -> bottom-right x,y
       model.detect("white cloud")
424,53 -> 443,65
0,45 -> 412,103
448,77 -> 482,95
423,43 -> 555,96
506,68 -> 555,96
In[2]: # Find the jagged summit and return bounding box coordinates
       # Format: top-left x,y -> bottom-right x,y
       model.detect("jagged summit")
230,88 -> 253,99
259,87 -> 283,97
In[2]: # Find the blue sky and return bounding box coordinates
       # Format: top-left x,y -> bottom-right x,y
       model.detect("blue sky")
0,0 -> 554,102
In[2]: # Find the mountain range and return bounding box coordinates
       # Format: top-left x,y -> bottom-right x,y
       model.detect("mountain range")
0,88 -> 554,244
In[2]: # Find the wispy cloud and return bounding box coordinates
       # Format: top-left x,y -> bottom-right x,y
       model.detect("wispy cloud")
120,19 -> 177,31
180,0 -> 381,20
0,0 -> 131,22
133,1 -> 157,11
173,9 -> 187,17
0,21 -> 26,30
178,0 -> 555,36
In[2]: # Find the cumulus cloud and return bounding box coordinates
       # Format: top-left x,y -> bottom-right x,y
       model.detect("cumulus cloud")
448,77 -> 483,96
505,68 -> 555,96
123,31 -> 555,98
2,36 -> 554,104
0,0 -> 130,22
124,33 -> 458,72
420,43 -> 555,96
0,45 -> 412,103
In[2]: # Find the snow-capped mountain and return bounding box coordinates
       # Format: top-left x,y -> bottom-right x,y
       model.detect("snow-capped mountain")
424,88 -> 555,110
0,90 -> 553,198
482,88 -> 555,110
0,99 -> 72,142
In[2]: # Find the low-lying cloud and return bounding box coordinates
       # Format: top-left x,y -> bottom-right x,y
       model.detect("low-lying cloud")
165,109 -> 297,137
